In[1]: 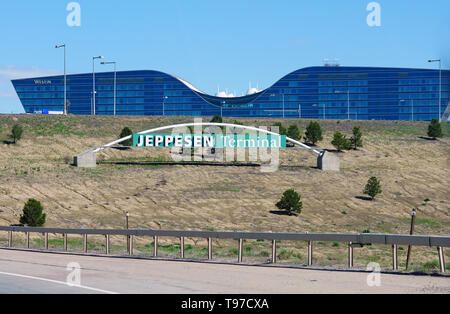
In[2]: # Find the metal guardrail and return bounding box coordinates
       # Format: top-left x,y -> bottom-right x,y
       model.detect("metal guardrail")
0,226 -> 448,272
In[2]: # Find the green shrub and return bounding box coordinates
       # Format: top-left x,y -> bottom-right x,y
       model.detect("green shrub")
350,126 -> 363,150
273,122 -> 287,136
364,177 -> 382,201
287,124 -> 302,140
19,199 -> 46,227
427,119 -> 442,139
10,124 -> 23,144
304,121 -> 323,145
276,189 -> 302,216
119,127 -> 133,147
331,131 -> 351,151
211,115 -> 223,124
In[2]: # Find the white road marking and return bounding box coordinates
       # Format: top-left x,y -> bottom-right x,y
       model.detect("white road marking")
0,271 -> 118,294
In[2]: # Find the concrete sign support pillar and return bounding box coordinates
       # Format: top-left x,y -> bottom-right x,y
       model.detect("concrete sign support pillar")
317,151 -> 340,171
74,150 -> 97,168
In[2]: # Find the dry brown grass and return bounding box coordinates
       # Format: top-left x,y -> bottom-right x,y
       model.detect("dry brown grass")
0,115 -> 448,270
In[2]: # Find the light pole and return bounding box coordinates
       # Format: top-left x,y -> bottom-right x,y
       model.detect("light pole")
298,104 -> 302,119
55,44 -> 67,115
92,56 -> 104,115
428,59 -> 442,122
101,61 -> 117,116
282,93 -> 285,119
125,212 -> 130,252
405,209 -> 417,271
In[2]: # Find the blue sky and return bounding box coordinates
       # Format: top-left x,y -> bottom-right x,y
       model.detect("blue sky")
0,0 -> 449,113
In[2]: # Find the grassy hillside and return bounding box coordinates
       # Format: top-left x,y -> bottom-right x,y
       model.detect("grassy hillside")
0,114 -> 449,271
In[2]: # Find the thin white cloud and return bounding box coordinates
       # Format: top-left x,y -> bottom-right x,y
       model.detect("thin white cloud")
0,65 -> 62,99
0,65 -> 61,80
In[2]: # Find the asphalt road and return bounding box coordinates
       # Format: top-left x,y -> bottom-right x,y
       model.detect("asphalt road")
0,249 -> 448,294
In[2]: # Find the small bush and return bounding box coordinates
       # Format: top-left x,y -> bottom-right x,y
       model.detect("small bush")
364,177 -> 382,201
331,131 -> 351,151
427,119 -> 443,139
273,122 -> 287,136
19,199 -> 46,227
350,126 -> 363,150
276,189 -> 302,216
287,124 -> 302,140
119,127 -> 133,147
10,124 -> 23,144
304,121 -> 323,145
210,115 -> 223,124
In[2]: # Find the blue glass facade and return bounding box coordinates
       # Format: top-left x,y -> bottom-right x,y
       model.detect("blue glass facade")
12,66 -> 450,121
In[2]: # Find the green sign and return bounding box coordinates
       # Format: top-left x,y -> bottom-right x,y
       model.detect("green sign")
133,134 -> 286,149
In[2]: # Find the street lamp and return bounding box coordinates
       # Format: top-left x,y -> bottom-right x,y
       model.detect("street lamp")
298,104 -> 302,119
92,56 -> 105,115
125,211 -> 130,252
428,59 -> 442,122
101,61 -> 117,116
405,209 -> 417,271
55,44 -> 67,115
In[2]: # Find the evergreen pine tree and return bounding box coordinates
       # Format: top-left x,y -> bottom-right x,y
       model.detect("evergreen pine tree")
276,189 -> 303,216
304,121 -> 323,145
19,199 -> 46,227
10,124 -> 23,144
331,131 -> 351,151
287,124 -> 302,140
350,126 -> 363,150
364,177 -> 382,201
427,119 -> 443,139
119,127 -> 133,147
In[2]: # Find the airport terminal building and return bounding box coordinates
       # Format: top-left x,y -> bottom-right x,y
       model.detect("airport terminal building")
12,66 -> 450,121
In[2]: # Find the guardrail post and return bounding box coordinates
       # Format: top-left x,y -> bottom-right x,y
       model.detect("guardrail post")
153,236 -> 158,257
308,241 -> 313,266
437,247 -> 446,273
392,245 -> 398,271
180,237 -> 184,259
83,234 -> 88,253
348,242 -> 354,268
8,231 -> 12,248
238,239 -> 243,263
105,235 -> 110,255
45,233 -> 49,250
26,232 -> 30,249
208,238 -> 212,260
129,235 -> 134,255
63,234 -> 68,251
272,240 -> 277,264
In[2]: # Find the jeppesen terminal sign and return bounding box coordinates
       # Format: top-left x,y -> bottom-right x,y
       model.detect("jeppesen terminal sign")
133,134 -> 286,149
